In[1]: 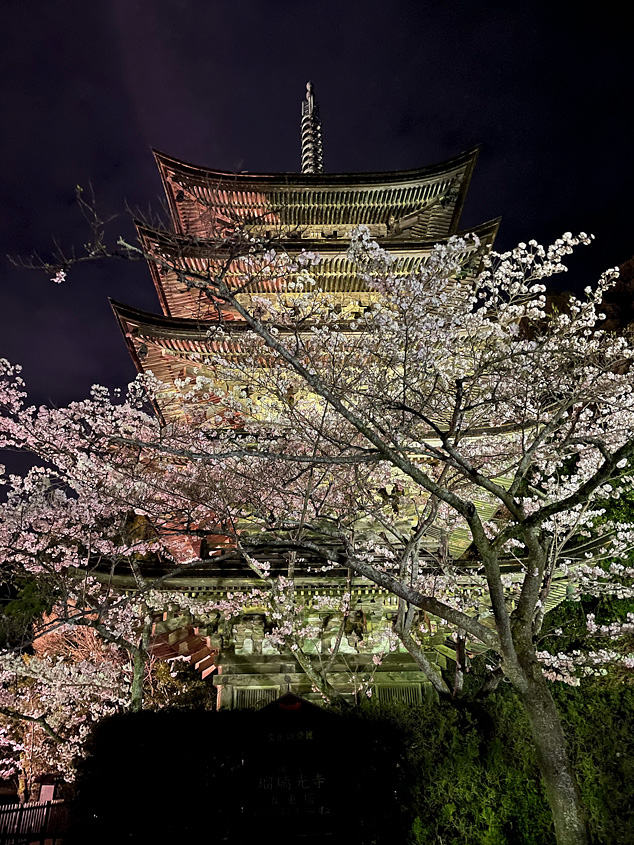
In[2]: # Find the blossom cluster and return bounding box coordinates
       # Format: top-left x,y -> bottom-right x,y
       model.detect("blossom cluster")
2,222 -> 634,758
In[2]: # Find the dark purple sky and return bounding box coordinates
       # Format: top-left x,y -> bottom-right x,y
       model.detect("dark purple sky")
1,0 -> 633,410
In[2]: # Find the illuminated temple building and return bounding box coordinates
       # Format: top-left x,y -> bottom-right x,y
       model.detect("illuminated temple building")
110,83 -> 501,709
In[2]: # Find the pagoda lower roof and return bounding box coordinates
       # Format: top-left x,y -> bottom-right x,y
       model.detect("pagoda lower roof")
154,147 -> 479,240
112,299 -> 257,343
137,219 -> 499,321
112,300 -> 246,423
112,299 -> 318,383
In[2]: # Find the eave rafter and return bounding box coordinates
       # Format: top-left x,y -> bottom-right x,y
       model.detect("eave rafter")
135,218 -> 500,322
153,146 -> 480,241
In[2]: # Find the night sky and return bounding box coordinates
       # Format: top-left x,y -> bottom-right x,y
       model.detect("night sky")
1,0 -> 633,411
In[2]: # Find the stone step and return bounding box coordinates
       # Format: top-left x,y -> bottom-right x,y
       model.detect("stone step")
198,654 -> 218,678
201,659 -> 218,680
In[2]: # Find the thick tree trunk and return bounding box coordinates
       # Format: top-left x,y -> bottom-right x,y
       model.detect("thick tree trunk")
512,649 -> 588,845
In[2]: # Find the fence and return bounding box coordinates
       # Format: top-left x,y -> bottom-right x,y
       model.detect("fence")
0,799 -> 68,844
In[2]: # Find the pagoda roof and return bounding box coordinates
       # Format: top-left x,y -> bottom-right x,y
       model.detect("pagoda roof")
153,147 -> 480,241
111,299 -> 261,424
112,298 -> 256,342
136,218 -> 500,321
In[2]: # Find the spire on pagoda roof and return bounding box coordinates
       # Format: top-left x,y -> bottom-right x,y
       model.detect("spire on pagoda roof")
301,81 -> 324,174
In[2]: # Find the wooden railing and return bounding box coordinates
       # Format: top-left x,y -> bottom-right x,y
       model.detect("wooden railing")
0,799 -> 68,844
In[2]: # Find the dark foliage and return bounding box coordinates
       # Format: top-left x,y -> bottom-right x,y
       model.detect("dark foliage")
355,664 -> 634,845
0,577 -> 55,650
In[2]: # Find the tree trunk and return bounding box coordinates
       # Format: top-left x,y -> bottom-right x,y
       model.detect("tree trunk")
292,640 -> 349,708
17,771 -> 28,804
514,652 -> 588,845
396,625 -> 451,696
130,646 -> 145,712
129,614 -> 151,712
453,632 -> 466,697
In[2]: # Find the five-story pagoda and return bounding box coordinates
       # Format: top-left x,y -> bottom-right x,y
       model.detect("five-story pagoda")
111,83 -> 500,709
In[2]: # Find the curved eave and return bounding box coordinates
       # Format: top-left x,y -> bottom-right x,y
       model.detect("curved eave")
112,299 -> 267,425
154,146 -> 480,236
112,298 -> 256,335
135,217 -> 499,259
136,223 -> 173,318
132,218 -> 500,322
153,145 -> 480,188
110,299 -> 169,425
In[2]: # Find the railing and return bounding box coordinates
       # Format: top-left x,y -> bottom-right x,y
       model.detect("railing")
0,799 -> 68,844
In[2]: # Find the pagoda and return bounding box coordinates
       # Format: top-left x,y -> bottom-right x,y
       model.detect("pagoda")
111,83 -> 501,709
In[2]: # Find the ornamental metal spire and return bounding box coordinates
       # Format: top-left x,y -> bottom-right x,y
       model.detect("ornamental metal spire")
301,81 -> 324,174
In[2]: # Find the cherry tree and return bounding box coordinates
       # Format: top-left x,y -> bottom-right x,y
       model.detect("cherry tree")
3,222 -> 634,844
117,226 -> 634,845
0,362 -> 380,710
0,627 -> 129,796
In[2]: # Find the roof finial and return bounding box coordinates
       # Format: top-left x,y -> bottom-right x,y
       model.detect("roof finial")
301,81 -> 323,174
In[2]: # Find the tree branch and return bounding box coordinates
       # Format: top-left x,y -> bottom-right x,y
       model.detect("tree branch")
0,707 -> 63,743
